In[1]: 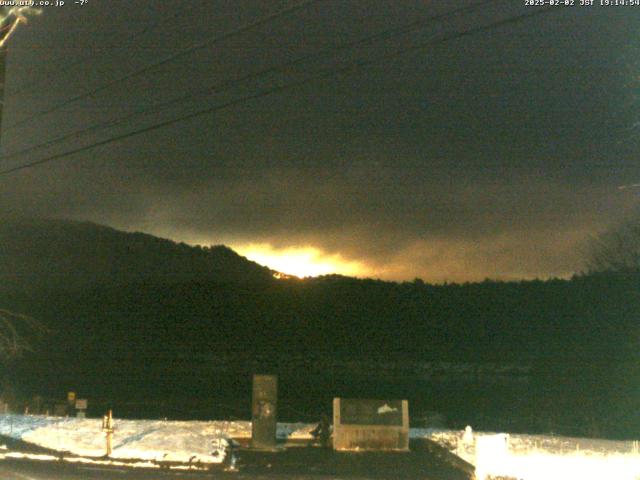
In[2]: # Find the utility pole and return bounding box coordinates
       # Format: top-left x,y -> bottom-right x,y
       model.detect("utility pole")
0,45 -> 7,141
0,7 -> 41,153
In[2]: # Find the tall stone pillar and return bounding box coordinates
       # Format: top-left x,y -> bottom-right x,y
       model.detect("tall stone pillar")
251,374 -> 278,450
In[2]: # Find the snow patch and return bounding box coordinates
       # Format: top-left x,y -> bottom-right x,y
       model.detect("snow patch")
0,414 -> 318,465
0,415 -> 238,464
413,427 -> 640,480
9,414 -> 639,479
377,403 -> 398,414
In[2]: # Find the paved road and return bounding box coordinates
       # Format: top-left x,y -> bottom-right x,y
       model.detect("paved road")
0,458 -> 349,479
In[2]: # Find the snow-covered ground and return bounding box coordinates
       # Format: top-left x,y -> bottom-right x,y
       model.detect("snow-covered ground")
413,427 -> 640,480
0,414 -> 316,466
2,414 -> 640,479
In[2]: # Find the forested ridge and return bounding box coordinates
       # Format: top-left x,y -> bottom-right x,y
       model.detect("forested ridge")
1,218 -> 639,437
0,218 -> 637,361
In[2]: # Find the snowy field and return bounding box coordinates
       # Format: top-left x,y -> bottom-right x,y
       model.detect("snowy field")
0,414 -> 316,465
414,427 -> 640,480
2,414 -> 640,479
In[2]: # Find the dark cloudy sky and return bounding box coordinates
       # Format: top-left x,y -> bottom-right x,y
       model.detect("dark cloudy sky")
0,0 -> 638,281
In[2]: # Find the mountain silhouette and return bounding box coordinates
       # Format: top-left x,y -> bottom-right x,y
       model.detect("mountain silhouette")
0,218 -> 275,294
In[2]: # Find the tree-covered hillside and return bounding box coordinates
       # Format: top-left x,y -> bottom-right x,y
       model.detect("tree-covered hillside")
1,218 -> 637,362
1,218 -> 638,437
0,218 -> 275,293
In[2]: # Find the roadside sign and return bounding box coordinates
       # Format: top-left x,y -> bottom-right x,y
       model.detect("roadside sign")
333,398 -> 409,451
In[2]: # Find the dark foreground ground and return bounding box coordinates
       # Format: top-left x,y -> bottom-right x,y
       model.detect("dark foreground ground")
0,435 -> 473,480
0,460 -> 350,480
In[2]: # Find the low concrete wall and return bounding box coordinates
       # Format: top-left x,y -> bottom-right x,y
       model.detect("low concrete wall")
333,398 -> 409,451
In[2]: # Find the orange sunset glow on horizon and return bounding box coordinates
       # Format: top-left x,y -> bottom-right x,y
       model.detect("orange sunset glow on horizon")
234,243 -> 365,278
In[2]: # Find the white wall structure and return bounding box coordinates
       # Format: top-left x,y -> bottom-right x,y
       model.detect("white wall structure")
417,427 -> 640,480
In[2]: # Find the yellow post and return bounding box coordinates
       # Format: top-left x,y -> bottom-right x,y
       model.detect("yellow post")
102,410 -> 114,457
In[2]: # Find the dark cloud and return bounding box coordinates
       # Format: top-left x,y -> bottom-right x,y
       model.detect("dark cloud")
0,1 -> 639,281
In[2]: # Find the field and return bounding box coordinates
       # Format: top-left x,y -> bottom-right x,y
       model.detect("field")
2,414 -> 640,479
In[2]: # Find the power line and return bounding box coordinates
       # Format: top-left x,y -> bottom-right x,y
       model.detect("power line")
0,0 -> 499,164
0,5 -> 561,175
0,5 -> 563,177
8,5 -> 189,99
3,0 -> 320,132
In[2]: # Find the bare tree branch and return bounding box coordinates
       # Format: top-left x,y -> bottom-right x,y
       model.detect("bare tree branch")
0,309 -> 47,360
586,214 -> 640,273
